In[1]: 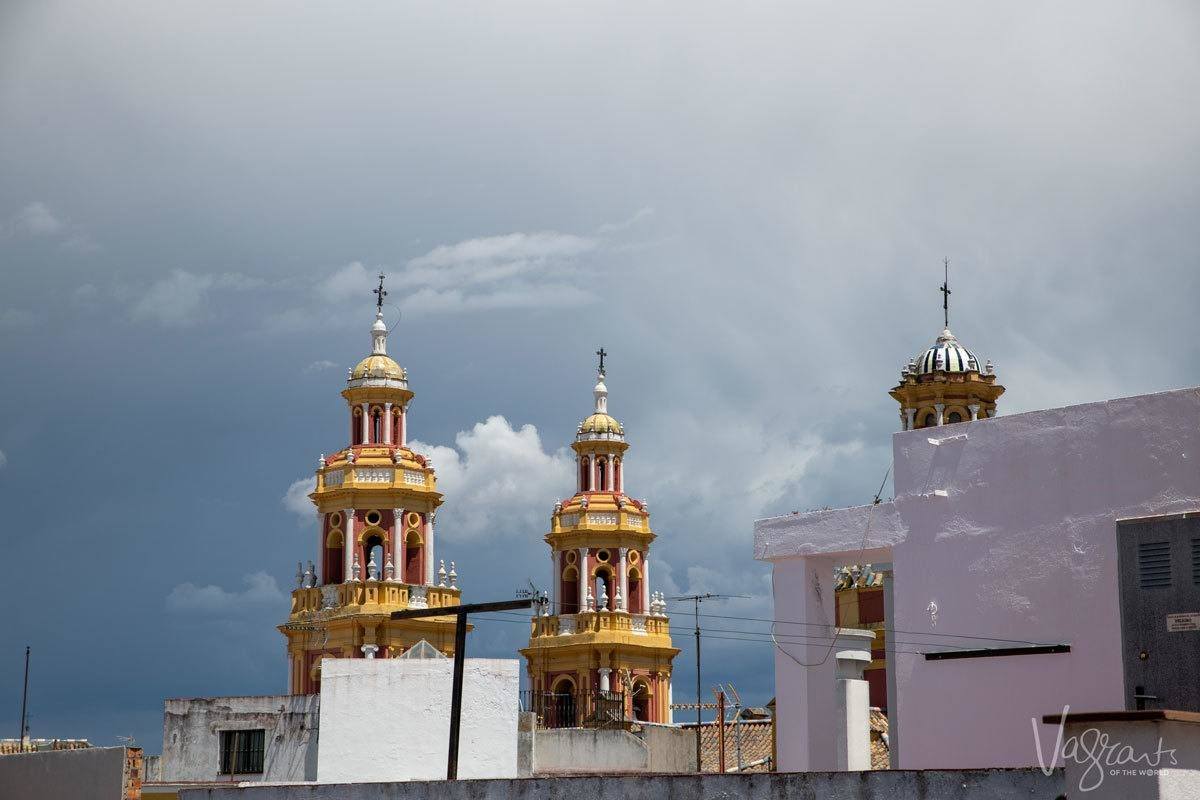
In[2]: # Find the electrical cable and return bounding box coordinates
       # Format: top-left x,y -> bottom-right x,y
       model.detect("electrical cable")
771,461 -> 891,668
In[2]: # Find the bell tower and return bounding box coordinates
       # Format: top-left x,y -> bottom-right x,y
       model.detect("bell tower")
890,260 -> 1004,429
521,352 -> 678,725
280,275 -> 464,694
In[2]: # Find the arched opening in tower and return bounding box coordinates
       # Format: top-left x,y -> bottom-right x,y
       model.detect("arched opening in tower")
561,565 -> 580,614
550,677 -> 578,728
627,568 -> 643,614
371,407 -> 383,444
364,533 -> 386,580
596,458 -> 608,491
352,407 -> 364,445
404,529 -> 423,584
324,529 -> 345,584
579,458 -> 589,491
594,568 -> 614,611
631,679 -> 652,722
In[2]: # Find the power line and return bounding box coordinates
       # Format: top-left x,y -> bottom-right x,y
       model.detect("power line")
522,590 -> 1056,648
472,612 -> 944,656
481,609 -> 979,652
467,614 -> 936,657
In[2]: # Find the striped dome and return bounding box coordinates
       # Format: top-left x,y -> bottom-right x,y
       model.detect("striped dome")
916,329 -> 979,375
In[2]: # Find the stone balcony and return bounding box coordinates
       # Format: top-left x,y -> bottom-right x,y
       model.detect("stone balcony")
528,610 -> 672,642
288,581 -> 462,618
316,463 -> 432,492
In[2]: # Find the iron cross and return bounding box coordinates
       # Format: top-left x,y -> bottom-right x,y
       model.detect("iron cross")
374,272 -> 388,311
596,347 -> 607,374
940,258 -> 951,328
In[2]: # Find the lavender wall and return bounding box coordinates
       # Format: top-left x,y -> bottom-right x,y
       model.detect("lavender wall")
758,386 -> 1200,769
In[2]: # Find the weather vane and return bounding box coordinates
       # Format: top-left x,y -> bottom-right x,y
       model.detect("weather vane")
374,272 -> 388,312
940,258 -> 951,328
596,347 -> 607,375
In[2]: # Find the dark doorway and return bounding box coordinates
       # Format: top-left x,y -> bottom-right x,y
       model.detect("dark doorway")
1118,515 -> 1200,712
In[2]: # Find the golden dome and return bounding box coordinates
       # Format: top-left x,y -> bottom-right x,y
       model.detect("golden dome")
579,412 -> 624,435
351,354 -> 406,381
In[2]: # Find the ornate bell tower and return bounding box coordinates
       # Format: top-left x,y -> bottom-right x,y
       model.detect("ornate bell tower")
280,275 -> 464,694
521,351 -> 678,724
890,260 -> 1004,429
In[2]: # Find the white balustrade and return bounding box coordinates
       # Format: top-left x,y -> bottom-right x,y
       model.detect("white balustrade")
356,467 -> 393,484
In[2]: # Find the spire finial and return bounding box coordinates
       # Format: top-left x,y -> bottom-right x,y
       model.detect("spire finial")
593,349 -> 609,414
374,272 -> 388,312
940,258 -> 952,329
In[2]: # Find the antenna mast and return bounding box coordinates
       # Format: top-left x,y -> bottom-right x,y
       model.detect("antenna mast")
18,646 -> 30,745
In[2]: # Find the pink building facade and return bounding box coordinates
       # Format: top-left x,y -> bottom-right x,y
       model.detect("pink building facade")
755,386 -> 1200,770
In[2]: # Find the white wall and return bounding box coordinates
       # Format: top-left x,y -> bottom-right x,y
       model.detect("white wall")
0,746 -> 134,800
757,386 -> 1200,770
159,694 -> 319,782
317,658 -> 519,782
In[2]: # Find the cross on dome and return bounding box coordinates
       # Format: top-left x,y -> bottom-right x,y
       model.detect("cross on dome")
940,257 -> 952,328
374,272 -> 388,312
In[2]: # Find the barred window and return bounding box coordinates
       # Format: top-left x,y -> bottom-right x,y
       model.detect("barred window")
219,729 -> 265,775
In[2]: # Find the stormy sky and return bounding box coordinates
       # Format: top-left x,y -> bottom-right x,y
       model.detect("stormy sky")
1,1 -> 1198,749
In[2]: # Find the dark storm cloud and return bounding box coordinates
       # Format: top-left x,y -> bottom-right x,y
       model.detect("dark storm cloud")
1,0 -> 1197,748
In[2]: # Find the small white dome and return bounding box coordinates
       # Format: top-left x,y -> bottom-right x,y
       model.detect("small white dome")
915,328 -> 980,374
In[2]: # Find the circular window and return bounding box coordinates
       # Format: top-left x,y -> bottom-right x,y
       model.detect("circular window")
565,550 -> 577,564
365,510 -> 382,526
406,511 -> 422,529
628,550 -> 640,564
597,550 -> 610,563
329,512 -> 343,527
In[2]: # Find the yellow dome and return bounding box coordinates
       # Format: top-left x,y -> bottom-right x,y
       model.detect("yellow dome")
351,354 -> 406,381
579,412 -> 624,435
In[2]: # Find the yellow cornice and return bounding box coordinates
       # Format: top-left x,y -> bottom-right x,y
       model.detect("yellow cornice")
571,440 -> 630,456
546,531 -> 656,551
341,385 -> 414,404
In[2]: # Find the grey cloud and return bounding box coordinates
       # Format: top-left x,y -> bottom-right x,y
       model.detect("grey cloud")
1,0 -> 1196,749
166,572 -> 286,615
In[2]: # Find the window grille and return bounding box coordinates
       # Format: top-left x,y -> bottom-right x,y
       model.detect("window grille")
219,729 -> 265,775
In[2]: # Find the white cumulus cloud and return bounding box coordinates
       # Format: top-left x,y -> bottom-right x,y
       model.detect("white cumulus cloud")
410,416 -> 574,541
394,231 -> 598,314
317,261 -> 375,304
166,571 -> 285,614
282,476 -> 316,523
